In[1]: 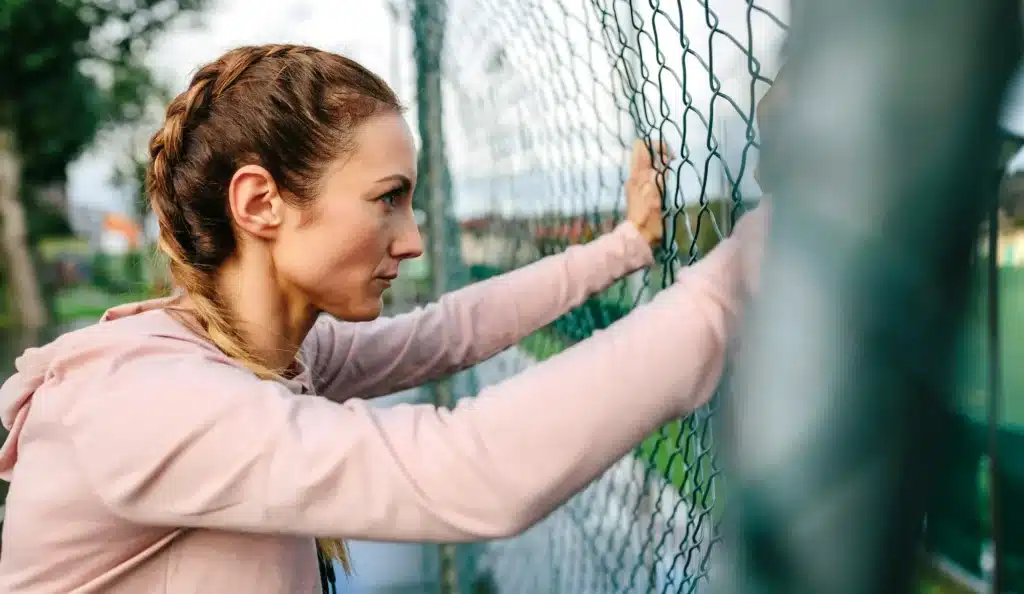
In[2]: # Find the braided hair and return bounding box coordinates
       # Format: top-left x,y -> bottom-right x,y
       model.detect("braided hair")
146,43 -> 404,587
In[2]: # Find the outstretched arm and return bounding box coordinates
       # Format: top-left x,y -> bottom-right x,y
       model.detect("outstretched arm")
305,221 -> 653,401
69,202 -> 767,543
305,140 -> 668,401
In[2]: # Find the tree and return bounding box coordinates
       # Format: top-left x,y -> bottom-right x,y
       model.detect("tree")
0,0 -> 206,328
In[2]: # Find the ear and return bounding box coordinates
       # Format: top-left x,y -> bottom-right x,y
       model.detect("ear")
227,165 -> 285,240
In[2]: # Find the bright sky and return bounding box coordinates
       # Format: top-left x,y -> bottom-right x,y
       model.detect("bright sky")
66,0 -> 1024,221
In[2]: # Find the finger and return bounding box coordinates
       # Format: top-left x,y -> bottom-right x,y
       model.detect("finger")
658,139 -> 674,160
646,169 -> 659,188
624,176 -> 638,196
631,138 -> 652,175
651,140 -> 674,170
655,168 -> 667,193
642,169 -> 664,195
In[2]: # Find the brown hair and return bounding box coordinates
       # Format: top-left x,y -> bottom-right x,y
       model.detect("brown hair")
146,43 -> 403,578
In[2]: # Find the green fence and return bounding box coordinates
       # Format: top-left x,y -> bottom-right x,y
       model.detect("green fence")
397,0 -> 1017,592
403,1 -> 780,591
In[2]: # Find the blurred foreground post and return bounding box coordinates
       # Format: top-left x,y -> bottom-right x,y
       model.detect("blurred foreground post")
717,1 -> 1020,593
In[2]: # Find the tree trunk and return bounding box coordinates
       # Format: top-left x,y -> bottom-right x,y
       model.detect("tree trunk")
0,128 -> 48,329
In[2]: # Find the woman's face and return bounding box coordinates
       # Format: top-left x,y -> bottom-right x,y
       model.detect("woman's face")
273,111 -> 423,322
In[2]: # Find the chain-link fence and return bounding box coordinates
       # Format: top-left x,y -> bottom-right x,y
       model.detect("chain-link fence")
387,0 -> 1021,592
398,1 -> 785,592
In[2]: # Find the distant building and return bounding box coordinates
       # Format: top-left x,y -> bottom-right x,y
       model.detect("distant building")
98,213 -> 143,255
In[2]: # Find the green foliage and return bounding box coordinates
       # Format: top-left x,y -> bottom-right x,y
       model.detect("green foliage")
53,284 -> 150,323
122,250 -> 146,288
1,0 -> 97,184
0,0 -> 208,187
0,0 -> 207,325
91,252 -> 112,290
24,192 -> 74,241
83,249 -> 154,294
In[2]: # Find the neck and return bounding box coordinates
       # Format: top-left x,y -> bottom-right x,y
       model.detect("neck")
215,250 -> 318,374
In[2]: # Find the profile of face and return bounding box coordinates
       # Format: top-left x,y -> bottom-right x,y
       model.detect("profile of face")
230,111 -> 423,322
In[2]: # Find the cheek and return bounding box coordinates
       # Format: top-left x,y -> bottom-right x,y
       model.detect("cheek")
277,204 -> 390,298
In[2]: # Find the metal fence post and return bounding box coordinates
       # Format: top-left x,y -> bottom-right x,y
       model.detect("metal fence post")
412,0 -> 449,304
412,1 -> 460,593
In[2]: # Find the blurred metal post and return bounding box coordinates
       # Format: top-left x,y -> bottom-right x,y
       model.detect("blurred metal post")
715,0 -> 1020,593
984,188 -> 1004,594
413,0 -> 449,304
412,1 -> 460,593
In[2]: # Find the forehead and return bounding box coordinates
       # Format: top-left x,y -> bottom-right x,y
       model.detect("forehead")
342,111 -> 417,181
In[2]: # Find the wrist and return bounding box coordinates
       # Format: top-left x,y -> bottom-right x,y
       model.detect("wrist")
616,220 -> 656,267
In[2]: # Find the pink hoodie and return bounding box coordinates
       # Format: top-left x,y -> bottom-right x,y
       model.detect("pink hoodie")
0,206 -> 765,593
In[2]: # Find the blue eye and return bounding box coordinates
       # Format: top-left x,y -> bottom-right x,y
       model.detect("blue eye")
380,189 -> 401,207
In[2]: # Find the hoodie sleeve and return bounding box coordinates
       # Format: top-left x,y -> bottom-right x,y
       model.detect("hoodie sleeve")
65,205 -> 766,543
303,221 -> 654,402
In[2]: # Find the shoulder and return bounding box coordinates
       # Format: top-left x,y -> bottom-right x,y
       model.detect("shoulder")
33,317 -> 330,518
0,308 -> 286,481
52,309 -> 237,380
50,311 -> 305,461
41,310 -> 273,427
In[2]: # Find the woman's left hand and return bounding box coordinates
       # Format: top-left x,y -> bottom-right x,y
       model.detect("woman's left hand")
625,138 -> 670,248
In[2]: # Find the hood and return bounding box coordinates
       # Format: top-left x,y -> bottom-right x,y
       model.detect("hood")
0,337 -> 64,481
0,296 -> 181,481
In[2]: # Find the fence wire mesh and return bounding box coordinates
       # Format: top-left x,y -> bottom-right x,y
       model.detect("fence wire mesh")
382,0 -> 1024,592
398,1 -> 786,592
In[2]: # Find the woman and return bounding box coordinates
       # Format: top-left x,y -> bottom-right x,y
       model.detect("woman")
0,44 -> 766,593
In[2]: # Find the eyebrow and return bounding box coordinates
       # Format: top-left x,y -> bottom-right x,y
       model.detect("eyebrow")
377,174 -> 413,192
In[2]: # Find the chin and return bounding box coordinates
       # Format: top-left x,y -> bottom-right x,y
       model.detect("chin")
325,299 -> 383,322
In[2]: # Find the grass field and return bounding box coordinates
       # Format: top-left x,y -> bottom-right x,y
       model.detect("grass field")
53,285 -> 152,322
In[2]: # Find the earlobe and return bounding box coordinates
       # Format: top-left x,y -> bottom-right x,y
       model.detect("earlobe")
228,164 -> 283,239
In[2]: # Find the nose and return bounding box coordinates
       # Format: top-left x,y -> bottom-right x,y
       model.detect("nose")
391,210 -> 424,261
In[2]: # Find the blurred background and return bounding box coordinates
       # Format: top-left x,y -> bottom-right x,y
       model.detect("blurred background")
1,0 -> 1022,593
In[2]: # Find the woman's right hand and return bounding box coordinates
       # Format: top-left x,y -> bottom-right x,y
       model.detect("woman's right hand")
625,139 -> 671,248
